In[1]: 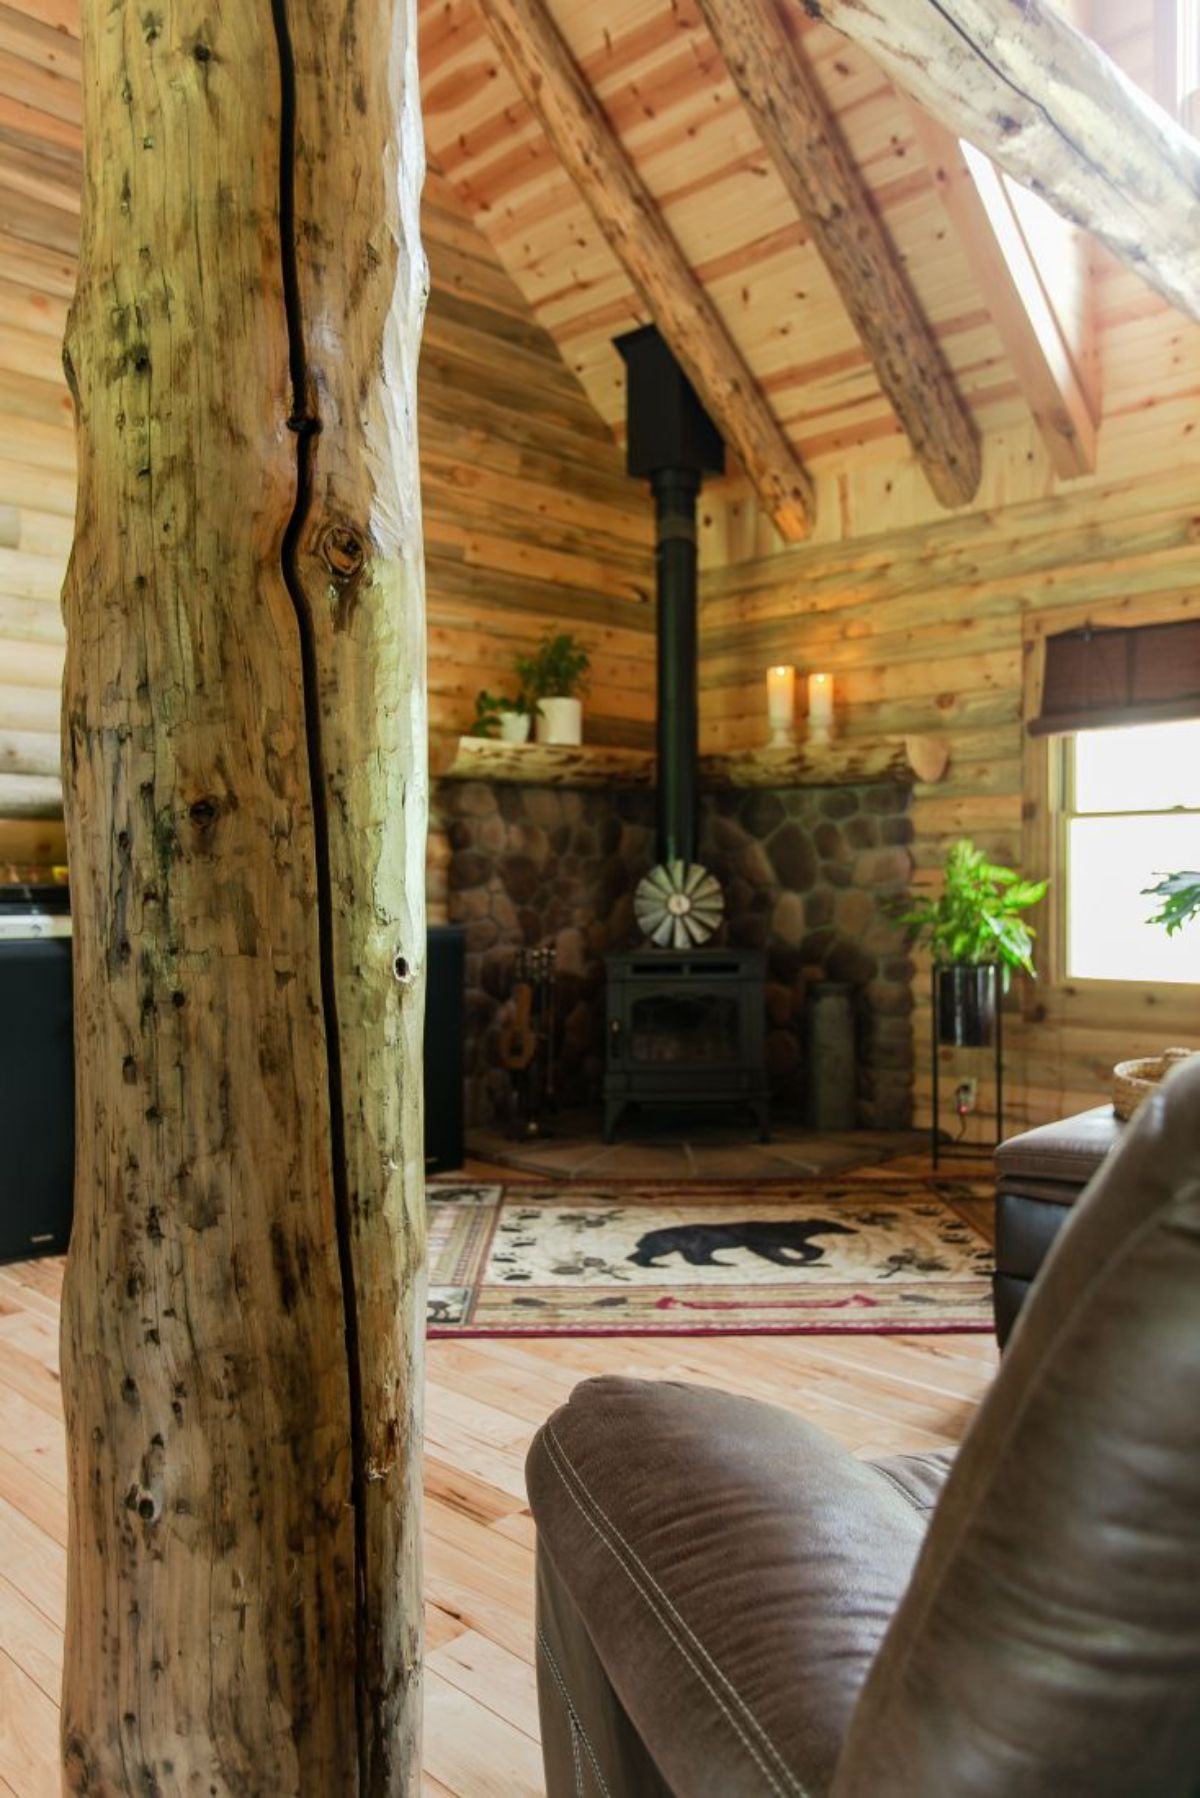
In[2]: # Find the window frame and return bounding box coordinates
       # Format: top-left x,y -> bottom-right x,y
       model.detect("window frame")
1022,617 -> 1200,1031
1155,0 -> 1200,131
1056,729 -> 1200,987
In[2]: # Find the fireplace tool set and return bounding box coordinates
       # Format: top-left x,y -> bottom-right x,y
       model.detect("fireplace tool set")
499,943 -> 558,1138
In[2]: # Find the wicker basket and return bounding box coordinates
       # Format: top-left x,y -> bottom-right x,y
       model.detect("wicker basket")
1112,1047 -> 1197,1120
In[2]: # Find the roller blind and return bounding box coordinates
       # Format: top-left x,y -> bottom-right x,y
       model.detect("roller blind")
1028,620 -> 1200,737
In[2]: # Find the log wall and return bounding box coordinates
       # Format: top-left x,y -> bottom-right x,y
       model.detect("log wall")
697,243 -> 1200,1130
0,1 -> 656,872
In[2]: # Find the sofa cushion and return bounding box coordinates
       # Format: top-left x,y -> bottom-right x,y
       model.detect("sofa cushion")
527,1377 -> 938,1797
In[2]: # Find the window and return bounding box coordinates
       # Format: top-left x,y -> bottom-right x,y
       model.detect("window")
1060,720 -> 1200,985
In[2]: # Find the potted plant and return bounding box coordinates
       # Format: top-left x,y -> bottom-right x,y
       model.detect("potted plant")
517,631 -> 591,746
469,688 -> 532,744
897,839 -> 1048,1046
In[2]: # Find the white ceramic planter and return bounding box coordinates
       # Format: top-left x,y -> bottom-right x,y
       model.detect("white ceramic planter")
498,710 -> 531,744
536,696 -> 583,746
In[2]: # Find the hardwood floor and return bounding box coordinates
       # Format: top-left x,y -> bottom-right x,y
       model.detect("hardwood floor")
0,1169 -> 997,1797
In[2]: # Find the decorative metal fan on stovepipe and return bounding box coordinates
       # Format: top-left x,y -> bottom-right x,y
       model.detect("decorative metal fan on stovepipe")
634,860 -> 724,949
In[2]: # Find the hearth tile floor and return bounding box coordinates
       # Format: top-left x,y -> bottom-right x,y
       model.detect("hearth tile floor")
465,1110 -> 928,1183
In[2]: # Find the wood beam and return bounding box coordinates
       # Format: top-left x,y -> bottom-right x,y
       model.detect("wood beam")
911,108 -> 1099,479
695,0 -> 981,510
471,0 -> 816,542
60,0 -> 427,1789
799,0 -> 1200,323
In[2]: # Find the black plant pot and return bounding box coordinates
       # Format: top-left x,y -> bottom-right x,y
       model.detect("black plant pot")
936,964 -> 997,1048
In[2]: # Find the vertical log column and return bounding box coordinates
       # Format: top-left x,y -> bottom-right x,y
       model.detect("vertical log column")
59,1 -> 427,1792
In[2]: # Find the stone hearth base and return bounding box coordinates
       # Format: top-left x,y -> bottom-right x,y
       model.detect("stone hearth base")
466,1113 -> 925,1184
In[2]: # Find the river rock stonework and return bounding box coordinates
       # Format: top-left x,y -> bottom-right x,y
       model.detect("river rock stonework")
440,778 -> 915,1130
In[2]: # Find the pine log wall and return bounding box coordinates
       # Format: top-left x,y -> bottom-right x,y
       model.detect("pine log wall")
0,0 -> 656,883
697,240 -> 1200,1131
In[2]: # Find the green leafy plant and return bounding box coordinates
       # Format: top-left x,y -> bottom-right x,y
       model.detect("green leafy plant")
1144,871 -> 1200,935
468,688 -> 528,739
516,631 -> 591,702
896,838 -> 1048,980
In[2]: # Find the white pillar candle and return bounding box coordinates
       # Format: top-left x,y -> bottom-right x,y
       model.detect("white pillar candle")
765,664 -> 796,746
807,670 -> 834,740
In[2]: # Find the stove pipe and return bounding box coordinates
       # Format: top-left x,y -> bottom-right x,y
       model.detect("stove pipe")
615,326 -> 725,868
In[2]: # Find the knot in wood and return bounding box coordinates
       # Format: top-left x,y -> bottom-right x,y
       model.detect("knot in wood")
126,1483 -> 163,1524
320,523 -> 366,579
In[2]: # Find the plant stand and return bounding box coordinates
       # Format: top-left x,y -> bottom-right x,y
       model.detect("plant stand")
930,964 -> 1004,1166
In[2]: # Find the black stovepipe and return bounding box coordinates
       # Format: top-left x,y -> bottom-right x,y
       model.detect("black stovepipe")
651,464 -> 701,869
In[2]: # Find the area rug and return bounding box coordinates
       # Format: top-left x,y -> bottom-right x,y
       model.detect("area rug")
426,1180 -> 994,1337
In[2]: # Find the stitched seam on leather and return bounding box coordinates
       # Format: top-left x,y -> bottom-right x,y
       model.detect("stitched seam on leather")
541,1432 -> 795,1798
570,1721 -> 585,1798
537,1626 -> 614,1798
543,1425 -> 803,1798
869,1463 -> 938,1514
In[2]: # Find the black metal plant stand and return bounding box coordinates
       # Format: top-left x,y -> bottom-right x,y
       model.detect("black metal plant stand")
930,964 -> 1004,1167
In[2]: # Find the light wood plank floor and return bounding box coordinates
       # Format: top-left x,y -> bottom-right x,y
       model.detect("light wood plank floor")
0,1166 -> 997,1797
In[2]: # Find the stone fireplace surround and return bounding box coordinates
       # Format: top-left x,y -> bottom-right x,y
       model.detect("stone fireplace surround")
439,776 -> 916,1133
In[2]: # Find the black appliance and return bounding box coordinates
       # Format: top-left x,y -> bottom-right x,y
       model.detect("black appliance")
425,925 -> 465,1173
604,947 -> 768,1142
0,887 -> 74,1264
603,328 -> 769,1137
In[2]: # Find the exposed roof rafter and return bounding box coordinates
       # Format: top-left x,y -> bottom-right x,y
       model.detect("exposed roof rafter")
470,0 -> 818,542
695,0 -> 982,509
798,0 -> 1200,323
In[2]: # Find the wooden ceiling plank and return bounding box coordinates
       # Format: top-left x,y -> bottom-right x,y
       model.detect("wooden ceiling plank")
695,0 -> 980,508
469,0 -> 816,541
912,109 -> 1098,479
799,0 -> 1200,323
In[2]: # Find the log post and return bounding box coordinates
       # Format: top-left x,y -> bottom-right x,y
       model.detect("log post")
59,0 -> 428,1791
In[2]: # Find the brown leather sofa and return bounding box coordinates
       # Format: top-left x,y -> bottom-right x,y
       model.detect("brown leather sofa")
526,1055 -> 1200,1796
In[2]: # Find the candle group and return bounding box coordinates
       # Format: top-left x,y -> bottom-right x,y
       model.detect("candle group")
763,666 -> 834,745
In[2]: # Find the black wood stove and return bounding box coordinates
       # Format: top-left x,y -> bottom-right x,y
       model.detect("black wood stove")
602,327 -> 769,1140
604,946 -> 768,1142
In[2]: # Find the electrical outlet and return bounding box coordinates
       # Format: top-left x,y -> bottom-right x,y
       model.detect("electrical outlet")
955,1078 -> 978,1115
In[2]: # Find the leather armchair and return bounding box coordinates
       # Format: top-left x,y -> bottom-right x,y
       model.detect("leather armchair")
526,1056 -> 1200,1796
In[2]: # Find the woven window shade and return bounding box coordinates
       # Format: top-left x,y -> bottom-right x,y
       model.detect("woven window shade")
1029,620 -> 1200,736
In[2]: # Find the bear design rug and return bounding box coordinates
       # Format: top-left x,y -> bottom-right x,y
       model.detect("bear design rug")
426,1179 -> 994,1337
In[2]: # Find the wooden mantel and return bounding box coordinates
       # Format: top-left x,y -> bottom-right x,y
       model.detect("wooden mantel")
440,734 -> 950,789
701,735 -> 950,789
440,736 -> 655,787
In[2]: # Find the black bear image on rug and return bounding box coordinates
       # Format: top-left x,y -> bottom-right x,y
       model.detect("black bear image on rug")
426,1180 -> 993,1337
628,1218 -> 856,1268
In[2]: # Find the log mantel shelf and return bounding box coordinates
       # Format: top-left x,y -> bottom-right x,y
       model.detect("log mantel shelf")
439,734 -> 950,789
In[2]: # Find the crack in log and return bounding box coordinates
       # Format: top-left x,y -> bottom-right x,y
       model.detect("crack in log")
811,0 -> 1141,239
268,0 -> 371,1789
